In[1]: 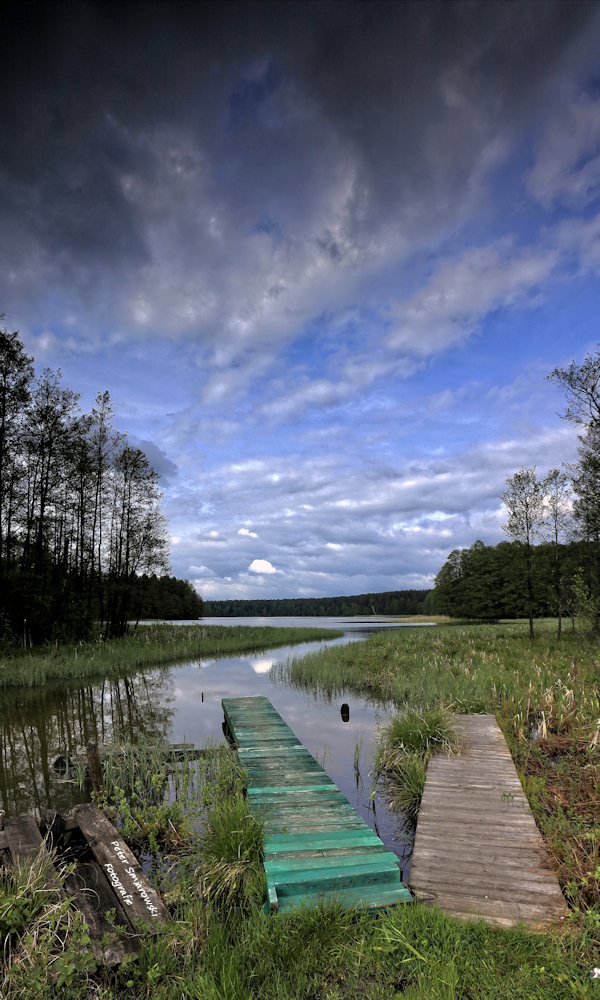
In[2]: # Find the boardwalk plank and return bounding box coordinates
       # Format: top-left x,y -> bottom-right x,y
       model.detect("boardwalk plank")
408,715 -> 567,928
223,696 -> 412,914
74,803 -> 169,930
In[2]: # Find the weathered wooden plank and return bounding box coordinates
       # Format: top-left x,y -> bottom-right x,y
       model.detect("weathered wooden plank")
279,884 -> 411,913
408,845 -> 556,870
74,803 -> 169,929
64,860 -> 139,964
418,890 -> 565,926
223,696 -> 412,914
4,815 -> 46,866
265,830 -> 382,851
409,870 -> 565,900
408,714 -> 568,928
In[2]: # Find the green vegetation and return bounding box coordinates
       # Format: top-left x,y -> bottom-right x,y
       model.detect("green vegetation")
432,537 -> 597,622
277,620 -> 598,718
2,730 -> 600,998
128,574 -> 203,620
0,623 -> 342,689
279,621 -> 600,918
376,706 -> 461,822
203,587 -> 432,617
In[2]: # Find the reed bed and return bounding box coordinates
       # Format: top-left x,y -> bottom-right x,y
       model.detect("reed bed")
277,620 -> 600,727
0,623 -> 341,689
375,705 -> 462,823
278,619 -> 600,929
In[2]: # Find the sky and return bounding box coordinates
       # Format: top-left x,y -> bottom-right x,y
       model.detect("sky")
2,0 -> 600,601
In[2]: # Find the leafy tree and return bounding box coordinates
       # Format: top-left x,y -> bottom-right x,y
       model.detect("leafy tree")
0,321 -> 34,576
541,467 -> 572,638
501,467 -> 545,639
0,314 -> 187,645
547,346 -> 600,624
547,347 -> 600,427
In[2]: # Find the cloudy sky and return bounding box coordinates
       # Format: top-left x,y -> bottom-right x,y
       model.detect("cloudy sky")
2,0 -> 600,600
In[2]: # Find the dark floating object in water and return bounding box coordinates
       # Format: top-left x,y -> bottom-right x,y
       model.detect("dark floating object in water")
53,755 -> 71,774
341,703 -> 350,723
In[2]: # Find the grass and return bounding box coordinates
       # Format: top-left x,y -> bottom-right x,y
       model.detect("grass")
2,620 -> 600,997
391,615 -> 456,623
0,623 -> 343,689
375,705 -> 461,823
277,620 -> 600,723
2,726 -> 600,997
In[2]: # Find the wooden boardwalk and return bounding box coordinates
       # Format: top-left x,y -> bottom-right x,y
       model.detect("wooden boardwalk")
222,696 -> 412,914
408,714 -> 568,929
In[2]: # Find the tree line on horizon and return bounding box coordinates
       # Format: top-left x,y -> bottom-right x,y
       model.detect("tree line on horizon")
431,346 -> 600,638
202,589 -> 432,618
0,317 -> 178,644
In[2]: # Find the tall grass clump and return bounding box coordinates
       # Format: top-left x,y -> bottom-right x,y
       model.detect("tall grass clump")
378,704 -> 461,761
1,849 -> 98,996
376,705 -> 461,822
191,792 -> 265,910
0,623 -> 342,689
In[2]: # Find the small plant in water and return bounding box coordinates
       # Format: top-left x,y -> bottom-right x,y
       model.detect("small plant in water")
375,705 -> 461,826
353,732 -> 364,789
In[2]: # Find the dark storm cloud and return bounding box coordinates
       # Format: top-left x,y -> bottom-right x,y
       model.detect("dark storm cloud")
1,0 -> 598,314
134,439 -> 178,485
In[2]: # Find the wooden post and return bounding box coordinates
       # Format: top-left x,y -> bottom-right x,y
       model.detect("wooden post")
87,742 -> 105,797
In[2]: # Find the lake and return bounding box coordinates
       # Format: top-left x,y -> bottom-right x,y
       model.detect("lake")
0,618 -> 436,876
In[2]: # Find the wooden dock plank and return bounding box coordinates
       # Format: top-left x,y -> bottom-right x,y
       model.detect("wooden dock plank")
74,803 -> 169,929
4,815 -> 47,866
222,696 -> 412,914
63,861 -> 139,964
2,811 -> 143,961
408,715 -> 568,928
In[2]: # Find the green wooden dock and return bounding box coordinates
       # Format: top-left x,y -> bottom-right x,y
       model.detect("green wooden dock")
222,695 -> 412,914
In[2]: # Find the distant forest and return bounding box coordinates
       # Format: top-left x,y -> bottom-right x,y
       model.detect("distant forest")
203,589 -> 432,618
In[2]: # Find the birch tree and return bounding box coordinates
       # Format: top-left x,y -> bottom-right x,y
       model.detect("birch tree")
540,468 -> 572,639
501,466 -> 545,639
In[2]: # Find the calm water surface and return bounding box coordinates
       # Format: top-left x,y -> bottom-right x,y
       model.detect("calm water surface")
1,618 -> 435,873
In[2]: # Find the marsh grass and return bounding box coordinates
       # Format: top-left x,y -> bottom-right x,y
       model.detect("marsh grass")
1,849 -> 98,996
279,620 -> 600,922
279,620 -> 600,726
0,623 -> 342,689
87,736 -> 245,855
375,706 -> 461,824
377,704 -> 461,761
117,893 -> 600,1000
4,729 -> 600,997
190,792 -> 265,909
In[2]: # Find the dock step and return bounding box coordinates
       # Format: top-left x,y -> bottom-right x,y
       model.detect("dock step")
222,696 -> 412,914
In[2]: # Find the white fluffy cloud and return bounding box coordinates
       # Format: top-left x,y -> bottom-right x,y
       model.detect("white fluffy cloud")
248,559 -> 278,574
